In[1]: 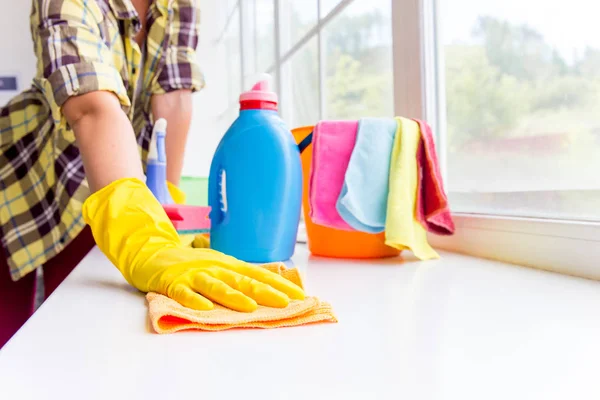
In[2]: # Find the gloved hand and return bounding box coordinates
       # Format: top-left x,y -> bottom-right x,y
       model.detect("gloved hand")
82,178 -> 305,312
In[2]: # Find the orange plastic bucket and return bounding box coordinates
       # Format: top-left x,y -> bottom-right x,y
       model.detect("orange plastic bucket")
292,126 -> 400,259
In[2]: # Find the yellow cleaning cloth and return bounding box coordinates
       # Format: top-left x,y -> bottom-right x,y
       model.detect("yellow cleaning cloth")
147,263 -> 337,333
385,117 -> 439,260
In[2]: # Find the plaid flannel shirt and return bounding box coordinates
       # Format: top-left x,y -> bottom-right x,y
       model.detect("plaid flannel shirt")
0,0 -> 204,281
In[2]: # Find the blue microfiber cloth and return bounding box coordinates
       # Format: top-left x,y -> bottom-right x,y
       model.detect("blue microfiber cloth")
336,118 -> 397,233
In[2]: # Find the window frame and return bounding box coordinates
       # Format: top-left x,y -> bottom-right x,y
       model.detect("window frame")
398,0 -> 600,276
214,0 -> 369,122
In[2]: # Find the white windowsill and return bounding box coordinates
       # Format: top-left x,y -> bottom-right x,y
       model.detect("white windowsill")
3,244 -> 600,398
429,214 -> 600,281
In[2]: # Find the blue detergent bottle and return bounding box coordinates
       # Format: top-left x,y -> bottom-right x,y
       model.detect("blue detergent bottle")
208,76 -> 302,262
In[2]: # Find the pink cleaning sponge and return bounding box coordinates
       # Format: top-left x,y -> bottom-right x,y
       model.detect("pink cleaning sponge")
163,205 -> 211,234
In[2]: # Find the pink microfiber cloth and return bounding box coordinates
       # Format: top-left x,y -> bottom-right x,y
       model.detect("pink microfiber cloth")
413,119 -> 455,235
309,120 -> 359,230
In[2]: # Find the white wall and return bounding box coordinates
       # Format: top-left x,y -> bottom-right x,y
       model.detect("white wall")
0,0 -> 36,106
0,0 -> 228,178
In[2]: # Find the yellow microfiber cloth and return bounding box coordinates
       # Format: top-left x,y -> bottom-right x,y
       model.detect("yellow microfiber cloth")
385,117 -> 439,260
147,263 -> 337,334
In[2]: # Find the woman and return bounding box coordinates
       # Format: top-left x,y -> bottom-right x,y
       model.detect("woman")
0,0 -> 303,348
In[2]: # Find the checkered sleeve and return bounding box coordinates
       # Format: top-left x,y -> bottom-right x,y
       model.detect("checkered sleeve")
151,0 -> 205,94
33,0 -> 131,122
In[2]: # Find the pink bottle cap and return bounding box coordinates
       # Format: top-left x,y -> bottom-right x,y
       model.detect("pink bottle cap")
239,76 -> 278,105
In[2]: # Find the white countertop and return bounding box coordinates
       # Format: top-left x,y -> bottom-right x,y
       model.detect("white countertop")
2,245 -> 600,400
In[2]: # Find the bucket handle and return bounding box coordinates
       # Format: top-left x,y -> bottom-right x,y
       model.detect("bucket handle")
297,131 -> 313,154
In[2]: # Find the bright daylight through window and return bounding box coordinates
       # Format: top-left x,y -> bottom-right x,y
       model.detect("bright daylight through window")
217,0 -> 600,225
439,0 -> 600,221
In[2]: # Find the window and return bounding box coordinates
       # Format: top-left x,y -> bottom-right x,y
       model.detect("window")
322,0 -> 393,119
438,0 -> 600,222
223,9 -> 242,105
211,0 -> 394,132
280,38 -> 319,128
242,0 -> 276,83
204,0 -> 600,276
279,0 -> 319,54
320,0 -> 343,17
209,0 -> 394,243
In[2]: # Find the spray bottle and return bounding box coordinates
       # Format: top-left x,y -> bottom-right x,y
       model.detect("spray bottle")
146,118 -> 174,205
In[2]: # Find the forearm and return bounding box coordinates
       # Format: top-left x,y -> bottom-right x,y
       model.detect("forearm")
64,92 -> 144,192
151,90 -> 193,186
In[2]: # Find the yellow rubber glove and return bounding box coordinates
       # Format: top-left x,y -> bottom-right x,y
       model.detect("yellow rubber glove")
167,181 -> 187,205
82,178 -> 305,312
192,234 -> 210,249
179,234 -> 196,247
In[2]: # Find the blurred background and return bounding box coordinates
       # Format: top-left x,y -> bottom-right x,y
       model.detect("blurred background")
1,0 -> 599,221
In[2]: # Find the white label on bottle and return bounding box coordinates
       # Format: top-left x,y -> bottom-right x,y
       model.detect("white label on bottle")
220,169 -> 228,213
